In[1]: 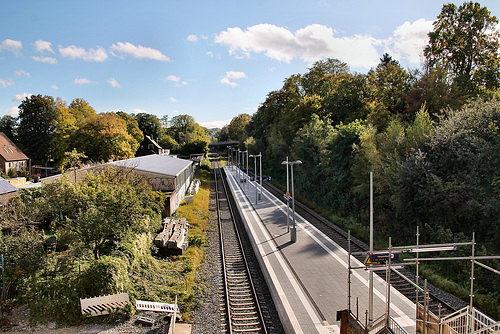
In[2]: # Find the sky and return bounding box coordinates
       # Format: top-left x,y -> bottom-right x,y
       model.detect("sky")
1,1 -> 499,129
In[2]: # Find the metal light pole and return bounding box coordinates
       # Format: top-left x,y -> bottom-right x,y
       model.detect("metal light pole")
250,154 -> 258,204
283,157 -> 290,231
282,160 -> 301,243
227,146 -> 232,166
369,172 -> 374,325
244,150 -> 249,183
258,152 -> 263,200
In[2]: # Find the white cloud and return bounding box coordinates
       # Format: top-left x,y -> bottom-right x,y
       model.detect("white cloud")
187,34 -> 199,42
221,71 -> 246,87
165,75 -> 188,86
107,77 -> 120,88
0,39 -> 22,56
166,75 -> 181,82
7,106 -> 19,117
199,119 -> 231,129
386,19 -> 434,64
32,56 -> 58,64
74,77 -> 96,84
15,70 -> 30,77
0,79 -> 14,88
59,45 -> 108,62
12,92 -> 32,102
133,108 -> 147,114
215,20 -> 434,69
33,40 -> 54,53
170,97 -> 177,102
51,84 -> 58,90
206,51 -> 214,58
110,42 -> 170,61
215,23 -> 380,68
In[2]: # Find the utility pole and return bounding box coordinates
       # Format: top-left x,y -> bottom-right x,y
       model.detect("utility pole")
282,159 -> 302,243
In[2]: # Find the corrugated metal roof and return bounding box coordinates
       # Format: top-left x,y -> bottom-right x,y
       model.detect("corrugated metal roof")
0,176 -> 18,194
110,154 -> 193,177
0,132 -> 28,161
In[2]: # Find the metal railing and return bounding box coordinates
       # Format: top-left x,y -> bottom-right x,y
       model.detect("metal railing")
440,306 -> 499,334
368,313 -> 409,334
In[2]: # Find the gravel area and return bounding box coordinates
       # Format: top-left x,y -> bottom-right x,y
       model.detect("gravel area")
191,172 -> 222,333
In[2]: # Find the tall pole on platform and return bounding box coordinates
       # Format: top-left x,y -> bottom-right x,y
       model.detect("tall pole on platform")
243,150 -> 248,183
282,159 -> 301,243
369,172 -> 374,325
237,149 -> 241,179
250,155 -> 258,204
286,156 -> 290,231
259,152 -> 263,200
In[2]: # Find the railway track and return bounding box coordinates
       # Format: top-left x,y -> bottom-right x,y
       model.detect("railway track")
259,178 -> 467,318
213,157 -> 284,333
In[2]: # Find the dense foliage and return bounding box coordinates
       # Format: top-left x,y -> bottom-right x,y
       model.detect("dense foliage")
0,165 -> 212,325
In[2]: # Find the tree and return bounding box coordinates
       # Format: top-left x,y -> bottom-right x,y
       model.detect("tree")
41,166 -> 163,259
424,2 -> 500,94
134,113 -> 162,139
68,98 -> 96,123
404,66 -> 466,119
116,111 -> 144,149
169,114 -> 196,143
17,94 -> 58,164
397,99 -> 500,248
367,54 -> 411,119
70,113 -> 139,162
60,148 -> 87,182
52,99 -> 77,166
0,115 -> 17,141
227,114 -> 252,141
301,59 -> 350,96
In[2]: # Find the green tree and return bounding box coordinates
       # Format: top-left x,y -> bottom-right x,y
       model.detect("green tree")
424,1 -> 500,94
169,114 -> 196,143
17,94 -> 58,164
227,114 -> 252,141
116,111 -> 144,151
405,66 -> 466,119
0,115 -> 17,141
68,98 -> 96,123
70,113 -> 139,162
60,148 -> 87,182
134,113 -> 162,139
367,55 -> 411,119
302,58 -> 350,96
397,99 -> 500,248
41,166 -> 163,259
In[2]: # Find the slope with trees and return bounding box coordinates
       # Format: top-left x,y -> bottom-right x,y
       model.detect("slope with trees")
231,1 -> 500,318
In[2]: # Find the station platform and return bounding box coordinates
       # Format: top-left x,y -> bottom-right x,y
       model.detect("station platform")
224,166 -> 416,334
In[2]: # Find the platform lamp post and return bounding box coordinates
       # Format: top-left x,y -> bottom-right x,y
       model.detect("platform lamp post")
227,146 -> 232,166
249,154 -> 258,204
284,156 -> 290,231
230,148 -> 235,172
243,150 -> 249,183
282,159 -> 301,243
258,152 -> 263,200
369,172 -> 374,326
233,148 -> 238,174
237,149 -> 242,178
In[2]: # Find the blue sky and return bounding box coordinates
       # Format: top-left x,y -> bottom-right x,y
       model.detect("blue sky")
1,0 -> 499,128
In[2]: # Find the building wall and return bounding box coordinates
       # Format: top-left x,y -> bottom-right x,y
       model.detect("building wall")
0,158 -> 28,174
